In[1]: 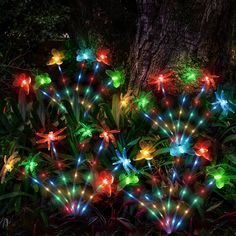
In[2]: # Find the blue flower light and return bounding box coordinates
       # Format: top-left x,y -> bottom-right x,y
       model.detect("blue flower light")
113,148 -> 138,175
212,90 -> 235,116
169,136 -> 194,157
76,49 -> 95,62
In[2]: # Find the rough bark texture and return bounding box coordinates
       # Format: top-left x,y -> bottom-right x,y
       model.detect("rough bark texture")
129,0 -> 236,92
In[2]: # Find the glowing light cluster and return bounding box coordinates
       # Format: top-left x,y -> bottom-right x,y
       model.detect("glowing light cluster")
31,156 -> 96,216
7,44 -> 235,234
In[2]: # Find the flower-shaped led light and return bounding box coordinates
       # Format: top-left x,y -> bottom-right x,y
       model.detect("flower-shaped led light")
133,92 -> 151,111
201,73 -> 218,91
207,167 -> 230,189
180,67 -> 201,84
13,73 -> 31,94
113,148 -> 138,175
148,72 -> 173,92
134,142 -> 156,161
35,73 -> 51,87
118,173 -> 139,189
169,137 -> 194,157
36,127 -> 67,151
194,140 -> 212,161
0,152 -> 20,183
75,123 -> 96,142
106,69 -> 125,88
212,90 -> 235,117
99,129 -> 120,149
96,49 -> 110,65
120,92 -> 133,109
20,153 -> 40,177
47,49 -> 64,66
76,48 -> 95,62
95,171 -> 114,196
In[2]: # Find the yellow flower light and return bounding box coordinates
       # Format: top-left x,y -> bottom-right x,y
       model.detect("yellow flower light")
120,92 -> 133,109
134,142 -> 156,161
47,49 -> 64,66
0,152 -> 20,183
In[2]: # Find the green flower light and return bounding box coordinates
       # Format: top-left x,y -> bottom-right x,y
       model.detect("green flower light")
118,173 -> 139,189
75,123 -> 97,142
133,92 -> 151,111
207,166 -> 230,189
180,67 -> 201,84
35,73 -> 51,87
20,153 -> 40,176
106,69 -> 125,88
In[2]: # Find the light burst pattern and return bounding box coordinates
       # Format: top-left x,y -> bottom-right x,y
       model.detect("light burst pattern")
31,156 -> 96,216
126,154 -> 215,234
5,44 -> 236,234
143,90 -> 207,159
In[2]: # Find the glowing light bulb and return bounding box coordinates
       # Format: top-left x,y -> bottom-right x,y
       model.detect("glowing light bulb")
214,175 -> 222,180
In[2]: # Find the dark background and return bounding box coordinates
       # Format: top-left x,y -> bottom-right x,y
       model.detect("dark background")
1,0 -> 236,96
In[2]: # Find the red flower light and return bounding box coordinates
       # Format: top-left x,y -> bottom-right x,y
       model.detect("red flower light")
95,171 -> 114,196
200,73 -> 218,91
99,129 -> 120,149
149,71 -> 173,92
194,140 -> 212,161
13,73 -> 31,94
96,49 -> 110,65
36,127 -> 67,151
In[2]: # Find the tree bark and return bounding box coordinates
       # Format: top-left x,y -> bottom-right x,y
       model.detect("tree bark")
129,0 -> 236,93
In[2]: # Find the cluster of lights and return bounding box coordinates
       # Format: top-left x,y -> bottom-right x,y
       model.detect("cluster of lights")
30,157 -> 97,216
125,152 -> 216,234
4,44 -> 236,234
148,69 -> 219,95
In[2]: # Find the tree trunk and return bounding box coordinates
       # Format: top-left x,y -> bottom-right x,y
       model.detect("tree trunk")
129,0 -> 236,93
